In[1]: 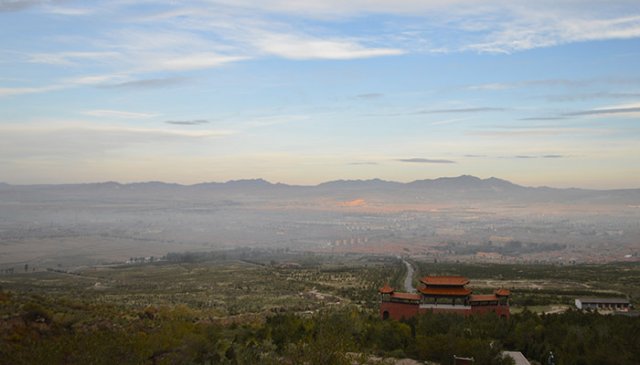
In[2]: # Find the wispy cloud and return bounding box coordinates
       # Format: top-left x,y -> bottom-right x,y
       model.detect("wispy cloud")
102,77 -> 190,89
0,0 -> 44,12
544,92 -> 640,102
249,31 -> 404,60
417,107 -> 505,114
243,114 -> 309,128
504,154 -> 567,159
563,106 -> 640,117
82,109 -> 159,119
0,74 -> 134,98
5,1 -> 639,106
465,83 -> 513,91
0,73 -> 129,98
468,127 -> 603,137
464,11 -> 640,53
0,124 -> 234,159
165,120 -> 210,126
214,1 -> 640,53
463,77 -> 639,92
28,51 -> 121,66
459,153 -> 566,159
66,74 -> 125,86
43,6 -> 94,16
355,93 -> 384,99
142,53 -> 248,72
0,85 -> 65,96
522,103 -> 640,120
519,116 -> 567,121
7,1 -> 640,56
349,161 -> 379,165
1,1 -> 90,16
364,107 -> 504,118
431,117 -> 472,126
20,29 -> 249,79
397,158 -> 456,164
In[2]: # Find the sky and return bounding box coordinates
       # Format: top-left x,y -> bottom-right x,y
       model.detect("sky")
1,0 -> 640,188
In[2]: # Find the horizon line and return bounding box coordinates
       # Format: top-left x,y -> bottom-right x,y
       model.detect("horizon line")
1,175 -> 637,191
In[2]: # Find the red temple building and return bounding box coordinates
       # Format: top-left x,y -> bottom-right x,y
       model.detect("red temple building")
379,275 -> 510,320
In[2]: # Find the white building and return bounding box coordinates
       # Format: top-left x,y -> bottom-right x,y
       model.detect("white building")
502,351 -> 531,365
575,298 -> 630,312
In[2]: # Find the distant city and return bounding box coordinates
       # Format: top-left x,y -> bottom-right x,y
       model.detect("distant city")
1,175 -> 637,269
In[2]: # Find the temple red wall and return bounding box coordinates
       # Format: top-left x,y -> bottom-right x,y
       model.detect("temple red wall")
380,303 -> 510,319
418,307 -> 472,316
380,302 -> 420,320
471,305 -> 510,318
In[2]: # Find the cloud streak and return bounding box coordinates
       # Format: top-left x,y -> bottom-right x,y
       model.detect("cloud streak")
468,127 -> 603,137
0,0 -> 43,12
519,116 -> 567,121
83,109 -> 159,119
463,10 -> 640,53
28,51 -> 122,66
506,154 -> 567,159
0,124 -> 234,160
464,77 -> 639,92
142,53 -> 248,72
102,77 -> 190,89
349,161 -> 379,165
464,154 -> 486,158
0,85 -> 65,97
397,158 -> 456,164
355,93 -> 384,99
417,107 -> 505,114
544,92 -> 640,102
522,103 -> 640,121
249,31 -> 404,60
563,106 -> 640,116
165,120 -> 210,125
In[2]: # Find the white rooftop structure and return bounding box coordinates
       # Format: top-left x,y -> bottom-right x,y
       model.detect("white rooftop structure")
502,351 -> 531,365
575,298 -> 630,311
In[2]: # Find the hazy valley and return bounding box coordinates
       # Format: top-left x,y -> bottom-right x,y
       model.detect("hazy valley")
1,175 -> 638,270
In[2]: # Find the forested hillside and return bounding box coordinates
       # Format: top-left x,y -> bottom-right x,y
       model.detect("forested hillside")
1,255 -> 639,364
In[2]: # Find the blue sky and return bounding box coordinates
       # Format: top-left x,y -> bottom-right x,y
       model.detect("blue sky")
1,0 -> 640,188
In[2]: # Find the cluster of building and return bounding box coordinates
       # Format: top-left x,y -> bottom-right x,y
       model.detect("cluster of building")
379,275 -> 510,320
378,274 -> 634,365
379,274 -> 634,321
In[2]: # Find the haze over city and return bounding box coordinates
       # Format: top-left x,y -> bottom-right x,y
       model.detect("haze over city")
2,0 -> 640,188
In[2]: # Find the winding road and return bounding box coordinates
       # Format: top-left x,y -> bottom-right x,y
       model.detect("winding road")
402,259 -> 415,292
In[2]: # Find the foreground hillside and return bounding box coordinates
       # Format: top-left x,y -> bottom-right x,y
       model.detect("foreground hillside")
1,253 -> 639,364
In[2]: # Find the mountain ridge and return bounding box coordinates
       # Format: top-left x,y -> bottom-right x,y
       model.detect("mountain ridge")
0,175 -> 638,192
1,175 -> 639,205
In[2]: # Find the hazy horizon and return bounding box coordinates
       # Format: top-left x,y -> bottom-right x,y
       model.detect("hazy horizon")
2,174 -> 640,190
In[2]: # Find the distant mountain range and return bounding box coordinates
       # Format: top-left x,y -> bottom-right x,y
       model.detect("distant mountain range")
1,175 -> 639,205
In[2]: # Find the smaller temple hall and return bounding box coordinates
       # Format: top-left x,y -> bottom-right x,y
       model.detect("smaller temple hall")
379,275 -> 510,320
